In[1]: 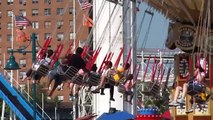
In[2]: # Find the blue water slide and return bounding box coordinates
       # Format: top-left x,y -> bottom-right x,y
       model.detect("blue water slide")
0,73 -> 43,120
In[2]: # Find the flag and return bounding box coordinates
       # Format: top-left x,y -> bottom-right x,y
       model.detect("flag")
15,15 -> 31,27
83,14 -> 93,27
78,0 -> 92,10
15,29 -> 30,42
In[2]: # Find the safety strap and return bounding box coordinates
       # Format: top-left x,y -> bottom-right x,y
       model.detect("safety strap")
81,46 -> 90,58
126,59 -> 132,75
159,69 -> 165,85
65,40 -> 73,56
36,37 -> 52,61
50,44 -> 64,68
114,46 -> 124,68
86,47 -> 102,70
98,53 -> 108,73
143,55 -> 151,81
124,47 -> 132,68
151,56 -> 157,81
162,67 -> 171,91
98,52 -> 114,73
157,62 -> 163,81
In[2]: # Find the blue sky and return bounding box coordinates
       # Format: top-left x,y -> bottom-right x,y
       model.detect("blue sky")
137,2 -> 169,49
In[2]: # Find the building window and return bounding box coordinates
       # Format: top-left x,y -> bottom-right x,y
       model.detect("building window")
57,96 -> 64,101
0,12 -> 2,18
57,20 -> 63,29
7,10 -> 13,17
19,0 -> 26,5
56,8 -> 64,15
69,20 -> 73,27
7,23 -> 12,29
32,0 -> 38,4
7,47 -> 12,53
32,21 -> 39,29
44,21 -> 51,28
19,84 -> 26,92
32,9 -> 39,16
44,8 -> 51,16
19,46 -> 25,49
57,0 -> 63,2
19,59 -> 26,67
57,33 -> 64,41
44,33 -> 51,39
34,33 -> 39,41
44,0 -> 51,4
69,7 -> 74,15
69,32 -> 75,39
19,71 -> 26,79
7,34 -> 12,41
7,0 -> 14,5
19,9 -> 26,16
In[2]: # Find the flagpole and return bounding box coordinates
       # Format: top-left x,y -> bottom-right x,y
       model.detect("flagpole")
12,12 -> 14,49
9,11 -> 14,120
73,1 -> 77,119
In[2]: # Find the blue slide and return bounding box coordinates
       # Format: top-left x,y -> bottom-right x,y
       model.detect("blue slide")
0,73 -> 44,120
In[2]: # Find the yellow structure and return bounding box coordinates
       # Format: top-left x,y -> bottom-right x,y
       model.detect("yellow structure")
172,53 -> 213,120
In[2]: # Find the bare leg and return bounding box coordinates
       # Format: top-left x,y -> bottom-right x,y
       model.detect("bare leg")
49,80 -> 61,97
74,84 -> 81,95
173,86 -> 183,101
99,76 -> 106,88
92,76 -> 106,93
69,82 -> 75,96
181,83 -> 188,99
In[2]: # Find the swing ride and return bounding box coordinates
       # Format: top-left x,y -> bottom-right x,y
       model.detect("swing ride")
142,0 -> 213,119
2,0 -> 213,120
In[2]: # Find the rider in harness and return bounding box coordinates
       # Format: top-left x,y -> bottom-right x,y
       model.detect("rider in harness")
169,54 -> 206,107
22,49 -> 54,83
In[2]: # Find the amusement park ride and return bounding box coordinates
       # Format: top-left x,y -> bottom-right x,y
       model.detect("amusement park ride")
143,0 -> 213,120
0,0 -> 213,120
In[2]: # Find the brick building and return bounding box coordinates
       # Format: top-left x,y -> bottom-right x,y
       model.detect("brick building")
0,0 -> 90,118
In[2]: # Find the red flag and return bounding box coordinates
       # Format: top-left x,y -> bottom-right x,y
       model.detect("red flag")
83,14 -> 93,27
16,29 -> 30,42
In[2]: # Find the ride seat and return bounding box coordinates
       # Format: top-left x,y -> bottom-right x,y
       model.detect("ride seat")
106,77 -> 119,86
118,84 -> 126,94
187,82 -> 204,96
85,71 -> 101,86
32,64 -> 49,76
64,66 -> 78,80
71,74 -> 85,85
141,81 -> 160,97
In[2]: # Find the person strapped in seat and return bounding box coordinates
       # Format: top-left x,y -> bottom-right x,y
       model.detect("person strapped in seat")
169,54 -> 206,107
92,62 -> 130,101
118,74 -> 136,105
45,47 -> 86,98
22,49 -> 54,83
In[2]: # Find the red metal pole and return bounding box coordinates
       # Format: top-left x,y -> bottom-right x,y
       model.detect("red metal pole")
124,47 -> 132,68
50,44 -> 64,68
143,55 -> 151,81
114,47 -> 124,68
65,40 -> 73,55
